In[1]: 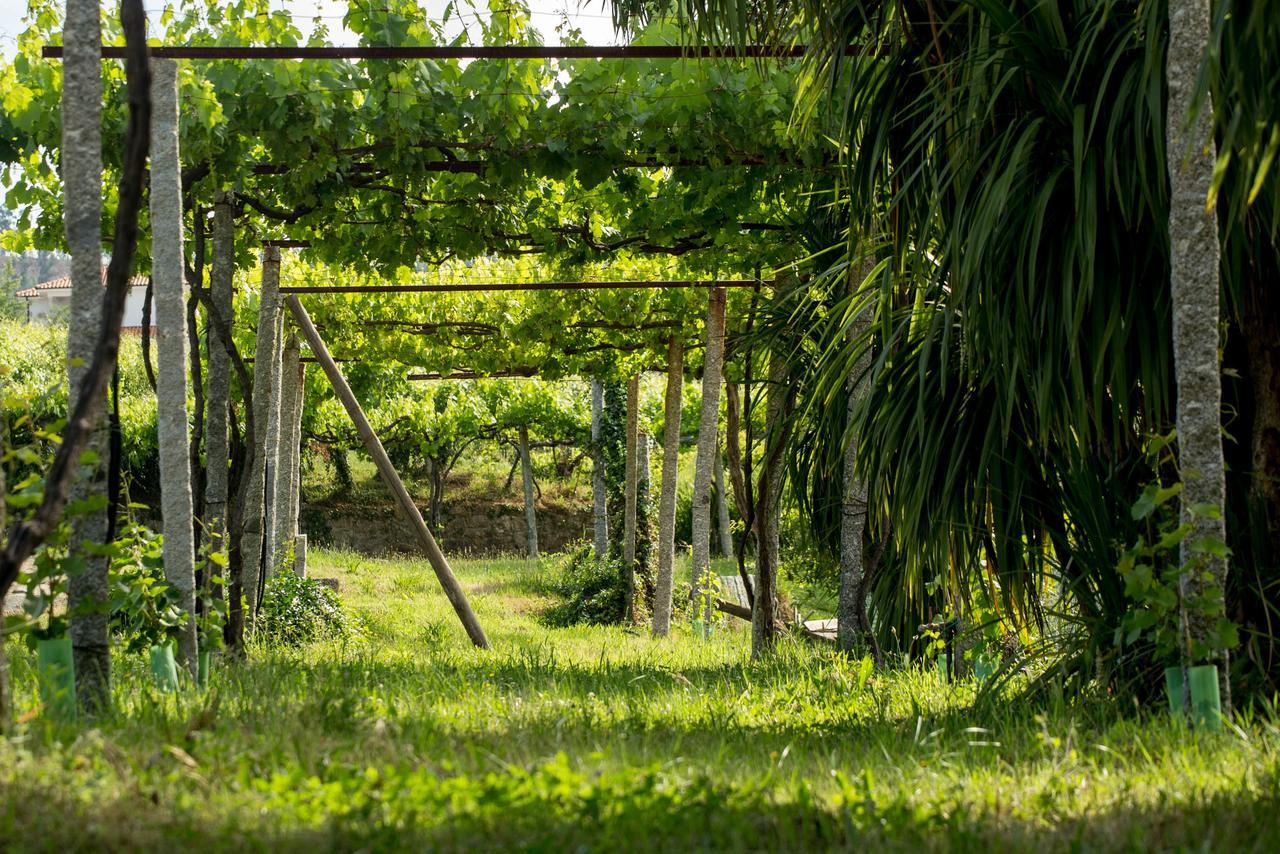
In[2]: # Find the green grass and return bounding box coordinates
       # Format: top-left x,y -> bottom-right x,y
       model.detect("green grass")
2,549 -> 1279,851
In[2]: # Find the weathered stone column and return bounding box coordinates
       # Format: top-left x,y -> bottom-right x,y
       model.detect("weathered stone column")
1167,0 -> 1229,709
519,424 -> 539,559
260,303 -> 286,580
270,333 -> 301,577
149,58 -> 198,675
652,336 -> 685,638
691,287 -> 726,626
591,378 -> 608,558
241,247 -> 282,627
63,0 -> 110,712
622,375 -> 639,620
204,197 -> 234,566
286,353 -> 306,574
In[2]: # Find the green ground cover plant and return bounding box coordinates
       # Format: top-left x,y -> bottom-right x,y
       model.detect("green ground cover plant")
2,548 -> 1277,851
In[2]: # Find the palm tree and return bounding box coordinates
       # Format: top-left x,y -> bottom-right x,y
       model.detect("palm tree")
612,0 -> 1280,693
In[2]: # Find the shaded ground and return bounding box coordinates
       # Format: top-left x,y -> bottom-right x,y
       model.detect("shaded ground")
1,549 -> 1278,851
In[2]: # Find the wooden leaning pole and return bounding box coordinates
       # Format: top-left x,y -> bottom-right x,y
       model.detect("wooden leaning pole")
285,295 -> 491,649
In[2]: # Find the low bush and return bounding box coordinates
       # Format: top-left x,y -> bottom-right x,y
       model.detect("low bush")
539,543 -> 628,627
258,573 -> 358,646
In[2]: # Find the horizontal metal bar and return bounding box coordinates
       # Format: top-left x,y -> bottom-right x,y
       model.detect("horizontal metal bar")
281,280 -> 770,294
42,44 -> 858,61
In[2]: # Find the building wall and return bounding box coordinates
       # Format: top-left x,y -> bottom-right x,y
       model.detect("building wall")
25,284 -> 149,326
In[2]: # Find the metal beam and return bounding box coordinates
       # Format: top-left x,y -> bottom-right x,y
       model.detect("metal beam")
281,279 -> 771,294
42,44 -> 860,61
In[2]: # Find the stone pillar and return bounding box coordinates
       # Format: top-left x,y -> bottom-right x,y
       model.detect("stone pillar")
241,247 -> 282,628
591,378 -> 608,557
63,0 -> 110,712
204,197 -> 234,567
150,58 -> 198,675
270,333 -> 301,577
652,336 -> 685,638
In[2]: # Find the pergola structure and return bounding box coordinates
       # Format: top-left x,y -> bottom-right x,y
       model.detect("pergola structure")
51,18 -> 818,674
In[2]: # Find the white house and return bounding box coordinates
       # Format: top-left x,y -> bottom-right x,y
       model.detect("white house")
17,267 -> 152,331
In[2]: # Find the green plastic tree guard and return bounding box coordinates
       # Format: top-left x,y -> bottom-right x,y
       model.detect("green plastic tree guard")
1189,664 -> 1222,731
150,642 -> 180,692
37,638 -> 77,724
1164,664 -> 1223,730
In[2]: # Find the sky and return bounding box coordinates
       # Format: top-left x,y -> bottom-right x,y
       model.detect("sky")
0,0 -> 624,56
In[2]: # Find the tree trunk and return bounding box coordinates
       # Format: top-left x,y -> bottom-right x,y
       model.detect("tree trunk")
270,333 -> 301,578
837,259 -> 879,659
591,378 -> 608,557
1166,0 -> 1229,700
286,296 -> 489,648
63,0 -> 110,713
724,382 -> 752,557
149,58 -> 198,676
240,246 -> 282,629
204,196 -> 234,589
714,441 -> 734,559
752,354 -> 789,659
623,375 -> 640,621
652,336 -> 685,637
519,424 -> 539,559
692,287 -> 727,625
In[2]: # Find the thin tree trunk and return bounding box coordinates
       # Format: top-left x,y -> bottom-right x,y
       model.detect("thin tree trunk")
241,247 -> 281,629
837,258 -> 883,661
752,354 -> 789,659
724,381 -> 754,607
270,333 -> 301,577
204,196 -> 233,594
623,375 -> 639,621
286,295 -> 489,648
1167,0 -> 1230,710
519,424 -> 539,559
140,281 -> 157,391
652,335 -> 685,637
63,0 -> 110,713
714,441 -> 733,559
591,378 -> 608,557
150,58 -> 197,675
692,287 -> 727,626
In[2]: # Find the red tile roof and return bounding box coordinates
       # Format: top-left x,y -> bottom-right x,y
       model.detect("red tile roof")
16,267 -> 149,298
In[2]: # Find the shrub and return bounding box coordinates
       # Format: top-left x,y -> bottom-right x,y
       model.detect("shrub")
258,573 -> 358,647
539,543 -> 628,627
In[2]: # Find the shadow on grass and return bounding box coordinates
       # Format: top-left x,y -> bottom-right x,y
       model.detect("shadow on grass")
4,755 -> 1277,852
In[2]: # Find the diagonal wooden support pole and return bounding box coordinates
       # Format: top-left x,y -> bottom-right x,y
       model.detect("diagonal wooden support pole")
285,295 -> 491,649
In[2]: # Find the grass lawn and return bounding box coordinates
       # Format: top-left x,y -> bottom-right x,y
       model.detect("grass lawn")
2,549 -> 1278,851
